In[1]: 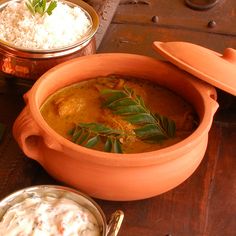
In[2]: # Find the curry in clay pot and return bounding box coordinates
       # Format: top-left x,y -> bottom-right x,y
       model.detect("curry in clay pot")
40,75 -> 198,154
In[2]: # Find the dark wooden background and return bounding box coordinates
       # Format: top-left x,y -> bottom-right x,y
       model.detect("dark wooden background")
0,1 -> 236,235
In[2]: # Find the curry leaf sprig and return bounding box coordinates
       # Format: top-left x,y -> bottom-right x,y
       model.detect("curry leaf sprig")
68,85 -> 176,153
68,123 -> 124,153
101,86 -> 176,142
26,0 -> 57,16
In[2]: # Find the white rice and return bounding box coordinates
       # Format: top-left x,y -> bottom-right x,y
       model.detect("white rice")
0,0 -> 92,50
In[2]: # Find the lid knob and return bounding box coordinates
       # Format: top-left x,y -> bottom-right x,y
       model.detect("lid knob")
222,48 -> 236,65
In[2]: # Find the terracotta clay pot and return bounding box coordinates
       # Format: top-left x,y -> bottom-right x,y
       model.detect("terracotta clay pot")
13,53 -> 219,201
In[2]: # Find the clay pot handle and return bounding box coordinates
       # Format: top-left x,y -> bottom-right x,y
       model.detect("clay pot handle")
200,82 -> 219,115
106,210 -> 124,236
13,106 -> 62,163
13,107 -> 43,161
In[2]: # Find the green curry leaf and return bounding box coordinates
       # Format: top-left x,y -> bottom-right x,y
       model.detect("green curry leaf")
67,83 -> 176,153
85,135 -> 100,148
101,85 -> 176,142
113,139 -> 123,154
68,123 -> 125,153
104,137 -> 113,152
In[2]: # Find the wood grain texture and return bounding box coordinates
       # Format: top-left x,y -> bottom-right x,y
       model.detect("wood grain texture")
85,0 -> 121,47
115,0 -> 235,36
98,23 -> 236,57
206,126 -> 236,236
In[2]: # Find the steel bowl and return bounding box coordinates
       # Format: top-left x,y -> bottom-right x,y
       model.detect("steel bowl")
0,185 -> 124,236
0,0 -> 99,80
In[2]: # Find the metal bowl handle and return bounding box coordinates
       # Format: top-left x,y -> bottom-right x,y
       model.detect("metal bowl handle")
106,210 -> 124,236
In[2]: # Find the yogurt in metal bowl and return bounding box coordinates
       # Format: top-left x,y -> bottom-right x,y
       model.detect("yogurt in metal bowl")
0,185 -> 124,236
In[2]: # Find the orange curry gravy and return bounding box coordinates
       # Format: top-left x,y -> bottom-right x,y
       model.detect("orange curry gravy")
40,75 -> 198,153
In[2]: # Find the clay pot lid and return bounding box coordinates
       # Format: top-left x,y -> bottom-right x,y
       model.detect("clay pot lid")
153,41 -> 236,96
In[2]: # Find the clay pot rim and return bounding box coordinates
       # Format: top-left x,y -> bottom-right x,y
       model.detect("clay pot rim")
27,53 -> 217,166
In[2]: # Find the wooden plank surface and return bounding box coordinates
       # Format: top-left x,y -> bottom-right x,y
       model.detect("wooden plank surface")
205,126 -> 236,236
115,0 -> 235,36
98,23 -> 236,57
85,0 -> 121,47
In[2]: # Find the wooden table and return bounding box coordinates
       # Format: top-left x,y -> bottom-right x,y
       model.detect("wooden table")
0,1 -> 236,235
